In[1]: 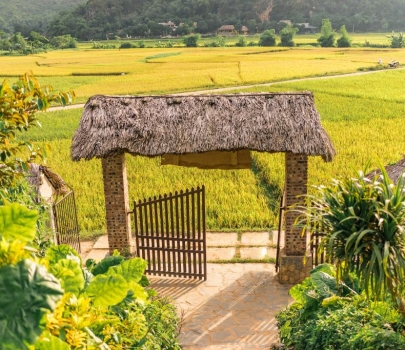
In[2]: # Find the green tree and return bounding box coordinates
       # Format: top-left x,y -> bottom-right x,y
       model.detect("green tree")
0,73 -> 74,198
258,29 -> 276,46
9,32 -> 27,52
183,33 -> 200,47
318,18 -> 335,47
337,25 -> 351,47
279,25 -> 298,47
50,34 -> 77,49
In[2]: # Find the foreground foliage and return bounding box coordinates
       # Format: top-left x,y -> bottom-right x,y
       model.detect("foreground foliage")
277,264 -> 405,349
0,73 -> 74,200
297,169 -> 405,310
0,202 -> 181,349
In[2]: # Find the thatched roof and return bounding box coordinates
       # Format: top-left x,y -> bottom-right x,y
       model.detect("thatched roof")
366,156 -> 405,184
218,25 -> 236,31
71,93 -> 336,162
27,164 -> 70,196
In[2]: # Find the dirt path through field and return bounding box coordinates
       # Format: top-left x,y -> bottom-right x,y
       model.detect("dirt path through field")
48,67 -> 405,112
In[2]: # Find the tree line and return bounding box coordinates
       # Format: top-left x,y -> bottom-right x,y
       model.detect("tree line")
1,0 -> 405,41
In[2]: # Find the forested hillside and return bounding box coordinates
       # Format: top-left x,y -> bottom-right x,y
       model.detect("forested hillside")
0,0 -> 85,33
2,0 -> 405,39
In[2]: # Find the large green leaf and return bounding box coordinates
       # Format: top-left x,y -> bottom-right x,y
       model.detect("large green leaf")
0,203 -> 37,242
86,274 -> 128,307
90,255 -> 125,276
50,258 -> 84,295
107,257 -> 147,283
35,332 -> 70,350
311,271 -> 338,299
46,244 -> 81,266
0,259 -> 64,347
127,282 -> 148,303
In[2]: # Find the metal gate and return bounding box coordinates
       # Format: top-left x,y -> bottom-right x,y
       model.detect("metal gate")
52,188 -> 81,253
132,186 -> 206,280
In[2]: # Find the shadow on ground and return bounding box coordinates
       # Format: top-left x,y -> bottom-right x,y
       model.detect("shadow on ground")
150,264 -> 291,350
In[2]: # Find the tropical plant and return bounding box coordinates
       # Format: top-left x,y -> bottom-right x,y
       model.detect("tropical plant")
337,25 -> 351,47
259,29 -> 276,46
0,203 -> 64,348
0,72 -> 74,200
318,18 -> 335,47
276,264 -> 405,350
296,168 -> 405,310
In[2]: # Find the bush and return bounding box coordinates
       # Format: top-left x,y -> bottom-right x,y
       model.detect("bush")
203,35 -> 225,47
120,41 -> 135,49
259,29 -> 276,46
183,33 -> 201,47
92,41 -> 116,49
279,25 -> 298,47
389,31 -> 404,48
0,202 -> 181,348
297,169 -> 405,309
235,36 -> 247,47
337,25 -> 351,47
276,264 -> 405,349
318,18 -> 335,47
50,34 -> 77,49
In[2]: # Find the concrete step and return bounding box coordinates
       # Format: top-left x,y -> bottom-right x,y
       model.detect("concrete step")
84,231 -> 284,263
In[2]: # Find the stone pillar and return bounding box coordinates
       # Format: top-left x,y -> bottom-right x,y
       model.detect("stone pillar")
279,152 -> 312,284
102,153 -> 131,255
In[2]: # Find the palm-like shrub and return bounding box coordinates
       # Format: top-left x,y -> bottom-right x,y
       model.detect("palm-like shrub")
297,168 -> 405,310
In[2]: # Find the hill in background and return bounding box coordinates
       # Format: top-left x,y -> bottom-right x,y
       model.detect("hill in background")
0,0 -> 85,33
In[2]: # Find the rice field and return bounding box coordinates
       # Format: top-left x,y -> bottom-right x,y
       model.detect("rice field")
5,44 -> 405,238
2,43 -> 405,103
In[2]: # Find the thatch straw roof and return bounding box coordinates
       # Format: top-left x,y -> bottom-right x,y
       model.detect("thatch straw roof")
28,164 -> 70,196
366,156 -> 405,184
71,93 -> 336,162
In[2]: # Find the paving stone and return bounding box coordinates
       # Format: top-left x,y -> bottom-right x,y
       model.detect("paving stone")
272,230 -> 284,246
84,249 -> 109,261
207,232 -> 238,247
240,232 -> 270,246
92,235 -> 109,249
85,240 -> 293,349
206,247 -> 236,261
240,247 -> 268,259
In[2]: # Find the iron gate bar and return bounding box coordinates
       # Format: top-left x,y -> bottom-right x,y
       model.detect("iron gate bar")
53,187 -> 81,253
275,191 -> 285,272
132,186 -> 206,280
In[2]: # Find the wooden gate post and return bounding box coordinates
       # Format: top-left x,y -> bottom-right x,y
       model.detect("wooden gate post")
101,153 -> 131,255
279,152 -> 312,284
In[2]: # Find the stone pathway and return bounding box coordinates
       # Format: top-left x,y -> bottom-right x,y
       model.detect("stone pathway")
82,232 -> 292,349
150,264 -> 291,349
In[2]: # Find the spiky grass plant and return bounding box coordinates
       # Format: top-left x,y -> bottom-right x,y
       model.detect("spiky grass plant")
296,167 -> 405,312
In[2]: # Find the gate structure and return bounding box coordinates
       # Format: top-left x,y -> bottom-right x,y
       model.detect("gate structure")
52,188 -> 81,253
132,186 -> 206,280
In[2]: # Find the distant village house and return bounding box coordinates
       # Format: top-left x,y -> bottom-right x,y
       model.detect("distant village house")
240,26 -> 249,35
217,25 -> 238,36
296,23 -> 317,34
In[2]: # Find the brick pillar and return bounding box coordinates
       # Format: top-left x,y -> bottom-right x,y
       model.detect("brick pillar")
102,154 -> 131,255
279,152 -> 312,284
284,152 -> 308,255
